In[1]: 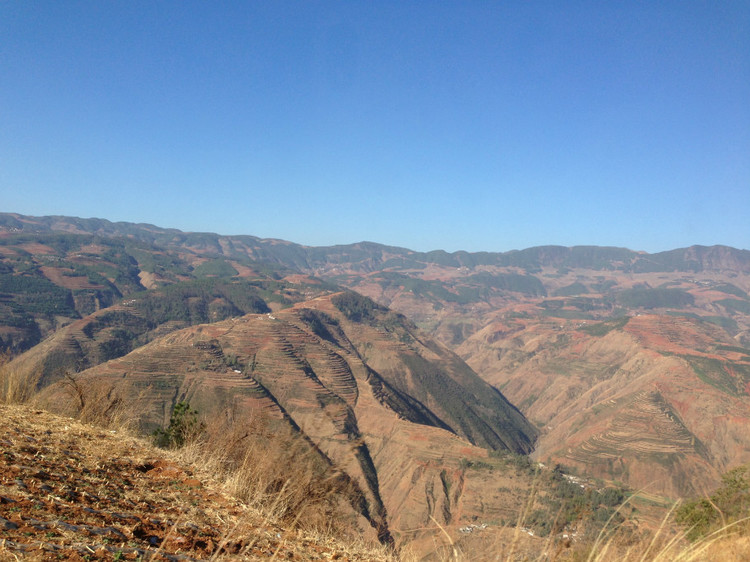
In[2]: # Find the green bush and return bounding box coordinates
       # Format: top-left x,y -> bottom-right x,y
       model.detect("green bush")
331,291 -> 384,322
0,274 -> 77,316
579,316 -> 630,337
553,282 -> 589,297
192,258 -> 239,278
676,465 -> 750,540
719,298 -> 750,315
298,308 -> 338,343
153,402 -> 205,448
617,287 -> 694,309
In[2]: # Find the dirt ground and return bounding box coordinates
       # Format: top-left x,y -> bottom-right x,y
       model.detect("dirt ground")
0,405 -> 389,561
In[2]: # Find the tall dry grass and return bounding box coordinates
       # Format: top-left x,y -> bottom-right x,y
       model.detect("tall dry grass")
0,351 -> 41,404
419,518 -> 750,562
55,373 -> 144,430
172,409 -> 399,560
572,509 -> 750,562
416,483 -> 750,562
176,410 -> 362,532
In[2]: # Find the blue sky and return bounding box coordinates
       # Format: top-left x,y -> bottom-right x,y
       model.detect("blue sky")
2,2 -> 748,253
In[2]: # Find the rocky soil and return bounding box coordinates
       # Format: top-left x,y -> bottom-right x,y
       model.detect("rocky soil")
0,405 -> 391,561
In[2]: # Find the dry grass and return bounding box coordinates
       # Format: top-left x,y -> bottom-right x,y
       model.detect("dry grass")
162,409 -> 400,561
0,351 -> 41,405
0,359 -> 396,558
573,513 -> 750,562
0,403 -> 397,561
55,373 -> 145,430
176,410 -> 368,537
415,520 -> 750,562
411,483 -> 750,562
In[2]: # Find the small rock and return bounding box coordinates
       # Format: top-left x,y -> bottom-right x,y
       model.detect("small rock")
0,516 -> 18,530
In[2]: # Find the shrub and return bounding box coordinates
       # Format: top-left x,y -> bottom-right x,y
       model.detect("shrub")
153,402 -> 205,448
331,291 -> 383,322
676,464 -> 750,540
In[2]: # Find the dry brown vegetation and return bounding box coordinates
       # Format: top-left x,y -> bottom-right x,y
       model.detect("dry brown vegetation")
0,350 -> 41,406
414,500 -> 750,562
0,402 -> 397,561
176,410 -> 372,538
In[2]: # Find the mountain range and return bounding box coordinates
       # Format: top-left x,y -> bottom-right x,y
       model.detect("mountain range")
1,212 -> 749,551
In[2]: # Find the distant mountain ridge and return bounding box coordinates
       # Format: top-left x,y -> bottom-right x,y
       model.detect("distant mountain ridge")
2,212 -> 748,274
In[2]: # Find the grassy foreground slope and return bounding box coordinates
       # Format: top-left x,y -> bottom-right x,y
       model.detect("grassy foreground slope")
0,404 -> 394,561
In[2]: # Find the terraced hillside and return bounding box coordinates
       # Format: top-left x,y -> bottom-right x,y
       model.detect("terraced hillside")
458,314 -> 750,497
16,292 -> 538,550
0,275 -> 332,397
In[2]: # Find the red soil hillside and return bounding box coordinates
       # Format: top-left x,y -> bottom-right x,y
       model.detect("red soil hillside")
3,213 -> 750,526
458,314 -> 750,497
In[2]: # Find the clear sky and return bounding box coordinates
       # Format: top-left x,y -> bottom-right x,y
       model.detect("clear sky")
2,2 -> 748,253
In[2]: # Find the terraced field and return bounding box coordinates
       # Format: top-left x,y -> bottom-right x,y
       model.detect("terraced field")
571,391 -> 698,459
557,390 -> 718,495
